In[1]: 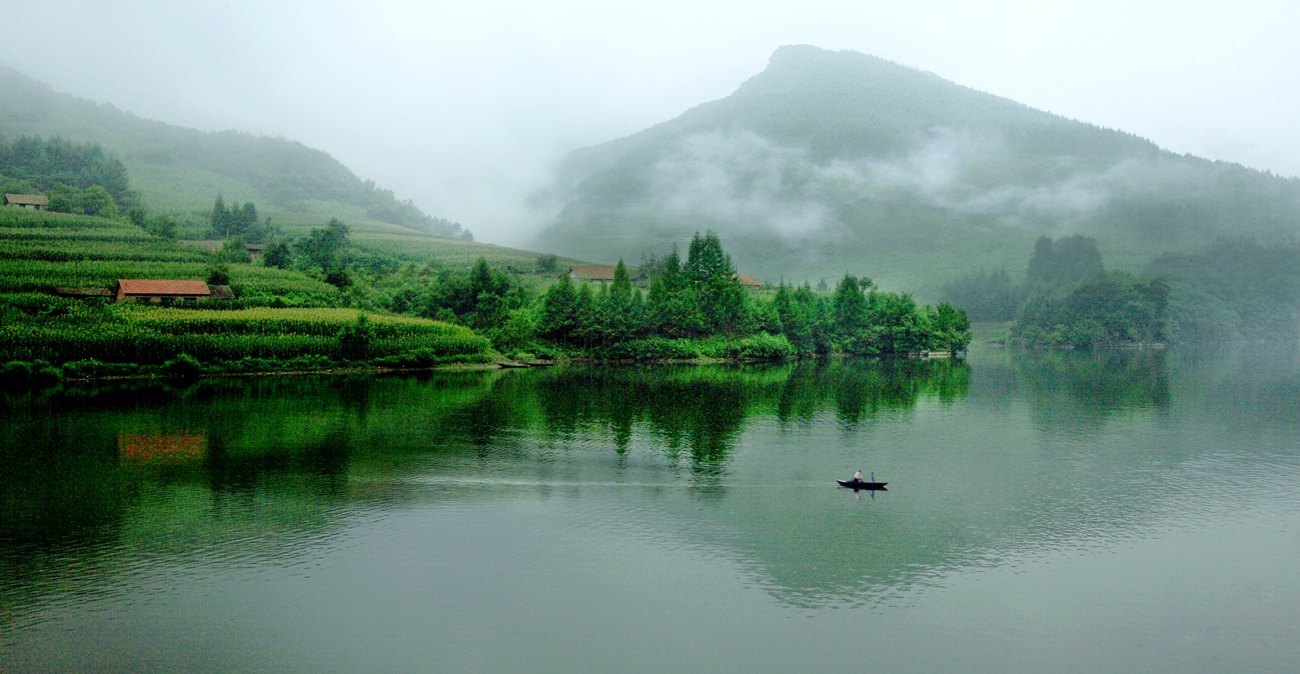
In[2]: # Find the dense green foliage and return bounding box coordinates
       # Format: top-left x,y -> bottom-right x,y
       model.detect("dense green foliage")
982,235 -> 1170,348
1012,272 -> 1168,348
1144,238 -> 1300,343
952,234 -> 1298,346
537,45 -> 1300,291
208,195 -> 264,240
533,232 -> 969,359
3,203 -> 965,382
0,136 -> 138,216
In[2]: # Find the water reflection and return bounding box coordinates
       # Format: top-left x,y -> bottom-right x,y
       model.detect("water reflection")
1013,348 -> 1171,434
2,347 -> 1297,627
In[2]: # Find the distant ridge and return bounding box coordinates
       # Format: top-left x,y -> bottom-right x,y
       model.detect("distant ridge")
0,63 -> 469,239
536,45 -> 1300,291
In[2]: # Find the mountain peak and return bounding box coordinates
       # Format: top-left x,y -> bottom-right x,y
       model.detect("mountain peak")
766,44 -> 889,69
537,45 -> 1300,289
745,45 -> 936,95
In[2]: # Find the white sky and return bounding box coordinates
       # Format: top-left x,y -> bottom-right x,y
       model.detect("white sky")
2,0 -> 1297,245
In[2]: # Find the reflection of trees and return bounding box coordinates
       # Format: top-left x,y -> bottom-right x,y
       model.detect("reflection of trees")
526,361 -> 971,479
1,362 -> 975,543
1013,349 -> 1170,432
0,416 -> 127,550
776,359 -> 971,427
531,367 -> 781,483
1,361 -> 977,620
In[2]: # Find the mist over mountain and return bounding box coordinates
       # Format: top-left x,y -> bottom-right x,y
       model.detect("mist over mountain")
0,64 -> 468,239
535,45 -> 1300,291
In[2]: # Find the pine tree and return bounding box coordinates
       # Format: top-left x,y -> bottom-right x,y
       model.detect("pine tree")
539,274 -> 579,344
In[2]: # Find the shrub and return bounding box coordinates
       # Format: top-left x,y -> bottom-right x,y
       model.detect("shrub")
702,333 -> 796,361
598,337 -> 700,361
32,363 -> 62,386
161,353 -> 204,379
61,358 -> 128,379
206,263 -> 231,286
336,313 -> 375,361
0,360 -> 61,389
0,360 -> 33,386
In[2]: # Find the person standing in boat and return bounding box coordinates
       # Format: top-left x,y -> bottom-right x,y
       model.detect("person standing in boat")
853,469 -> 863,482
869,471 -> 875,482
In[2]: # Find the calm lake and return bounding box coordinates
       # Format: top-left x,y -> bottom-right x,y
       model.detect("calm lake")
2,345 -> 1298,672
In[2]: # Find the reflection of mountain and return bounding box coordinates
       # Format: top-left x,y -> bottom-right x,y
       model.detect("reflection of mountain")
3,348 -> 1296,617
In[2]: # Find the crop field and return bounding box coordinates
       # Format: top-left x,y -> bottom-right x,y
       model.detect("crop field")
0,208 -> 135,230
0,299 -> 492,365
0,209 -> 339,303
0,238 -> 211,262
0,210 -> 496,369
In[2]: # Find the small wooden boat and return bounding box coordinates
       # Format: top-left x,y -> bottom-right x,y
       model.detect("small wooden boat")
837,479 -> 887,490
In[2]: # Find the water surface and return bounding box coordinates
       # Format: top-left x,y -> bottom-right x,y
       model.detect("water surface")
2,347 -> 1298,672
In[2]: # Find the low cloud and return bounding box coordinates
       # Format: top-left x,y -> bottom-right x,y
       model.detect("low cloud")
604,127 -> 1197,240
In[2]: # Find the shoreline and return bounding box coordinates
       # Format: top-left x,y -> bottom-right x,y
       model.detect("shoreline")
8,350 -> 972,389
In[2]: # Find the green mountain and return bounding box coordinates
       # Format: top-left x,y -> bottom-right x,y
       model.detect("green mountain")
535,45 -> 1300,293
0,63 -> 468,240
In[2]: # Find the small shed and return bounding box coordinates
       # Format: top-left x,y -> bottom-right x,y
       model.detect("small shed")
736,274 -> 762,289
207,285 -> 236,300
244,243 -> 265,262
4,194 -> 49,210
116,279 -> 211,304
568,264 -> 618,284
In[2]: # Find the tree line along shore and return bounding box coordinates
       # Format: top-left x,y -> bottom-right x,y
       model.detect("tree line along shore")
0,193 -> 972,389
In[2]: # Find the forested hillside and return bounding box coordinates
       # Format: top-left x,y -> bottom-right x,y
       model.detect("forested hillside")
0,64 -> 468,239
536,45 -> 1300,293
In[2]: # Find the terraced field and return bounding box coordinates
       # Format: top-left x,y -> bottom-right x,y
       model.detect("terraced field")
0,208 -> 496,371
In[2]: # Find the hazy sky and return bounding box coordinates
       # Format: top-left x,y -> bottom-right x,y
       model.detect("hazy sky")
2,0 -> 1297,244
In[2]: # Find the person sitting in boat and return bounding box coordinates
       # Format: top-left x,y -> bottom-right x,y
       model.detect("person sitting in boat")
853,470 -> 863,482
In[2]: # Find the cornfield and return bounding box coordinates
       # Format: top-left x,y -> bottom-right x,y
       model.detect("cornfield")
1,305 -> 491,364
0,210 -> 493,366
0,210 -> 337,302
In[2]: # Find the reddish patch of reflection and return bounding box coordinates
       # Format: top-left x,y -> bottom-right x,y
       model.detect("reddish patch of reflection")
118,432 -> 207,463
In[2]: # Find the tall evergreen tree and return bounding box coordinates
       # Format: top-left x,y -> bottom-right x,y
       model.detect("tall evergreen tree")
1026,235 -> 1103,289
539,273 -> 579,344
685,231 -> 747,333
646,245 -> 703,337
832,274 -> 870,335
600,260 -> 639,342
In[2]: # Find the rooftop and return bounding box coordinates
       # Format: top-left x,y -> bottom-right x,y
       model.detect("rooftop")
117,279 -> 212,296
4,193 -> 49,206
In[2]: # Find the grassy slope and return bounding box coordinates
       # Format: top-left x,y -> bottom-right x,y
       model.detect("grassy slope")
0,64 -> 469,241
0,63 -> 626,275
